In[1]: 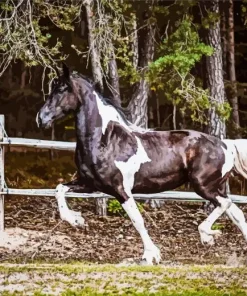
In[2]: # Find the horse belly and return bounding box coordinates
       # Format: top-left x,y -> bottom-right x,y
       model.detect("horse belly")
132,167 -> 188,194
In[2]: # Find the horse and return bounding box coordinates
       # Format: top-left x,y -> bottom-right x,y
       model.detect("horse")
36,63 -> 247,265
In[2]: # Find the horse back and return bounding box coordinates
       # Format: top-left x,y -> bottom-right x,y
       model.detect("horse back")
135,129 -> 225,170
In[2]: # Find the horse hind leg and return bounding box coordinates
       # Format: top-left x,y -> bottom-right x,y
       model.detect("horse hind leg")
191,180 -> 232,245
197,194 -> 232,245
226,203 -> 247,241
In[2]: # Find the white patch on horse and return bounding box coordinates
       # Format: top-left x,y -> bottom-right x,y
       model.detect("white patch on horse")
223,139 -> 247,179
221,144 -> 235,177
198,196 -> 232,245
122,196 -> 161,265
94,91 -> 132,134
93,91 -> 151,134
114,136 -> 151,196
55,184 -> 85,227
115,137 -> 159,264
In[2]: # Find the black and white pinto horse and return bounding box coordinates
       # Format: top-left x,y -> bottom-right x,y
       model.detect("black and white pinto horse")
37,63 -> 247,265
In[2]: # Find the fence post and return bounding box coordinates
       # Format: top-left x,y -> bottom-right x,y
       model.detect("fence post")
0,115 -> 5,232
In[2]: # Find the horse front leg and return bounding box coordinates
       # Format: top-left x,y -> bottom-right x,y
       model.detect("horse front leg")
118,192 -> 161,265
55,179 -> 94,227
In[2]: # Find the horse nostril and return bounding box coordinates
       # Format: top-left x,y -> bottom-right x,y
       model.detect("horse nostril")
38,116 -> 42,126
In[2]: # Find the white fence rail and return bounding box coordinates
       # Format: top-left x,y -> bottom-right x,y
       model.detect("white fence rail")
1,114 -> 247,232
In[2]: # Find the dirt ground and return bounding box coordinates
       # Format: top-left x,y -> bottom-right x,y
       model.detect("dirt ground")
1,195 -> 247,266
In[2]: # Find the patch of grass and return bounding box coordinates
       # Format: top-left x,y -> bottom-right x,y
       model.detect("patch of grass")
212,223 -> 225,230
0,263 -> 247,296
107,199 -> 144,217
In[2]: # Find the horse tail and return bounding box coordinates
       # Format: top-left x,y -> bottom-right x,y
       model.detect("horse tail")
223,139 -> 247,179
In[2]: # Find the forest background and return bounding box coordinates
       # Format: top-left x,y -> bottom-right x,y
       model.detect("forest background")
1,0 -> 247,212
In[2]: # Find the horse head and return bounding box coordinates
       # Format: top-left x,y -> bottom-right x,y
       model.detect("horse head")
37,63 -> 80,129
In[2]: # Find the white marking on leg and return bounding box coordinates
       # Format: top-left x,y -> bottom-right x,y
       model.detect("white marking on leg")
226,203 -> 247,241
198,196 -> 232,245
114,137 -> 159,264
55,184 -> 85,227
122,196 -> 161,265
221,143 -> 235,177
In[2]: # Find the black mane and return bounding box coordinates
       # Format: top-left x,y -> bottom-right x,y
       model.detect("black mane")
71,72 -> 131,124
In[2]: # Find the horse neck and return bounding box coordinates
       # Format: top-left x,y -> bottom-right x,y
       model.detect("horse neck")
75,89 -> 103,149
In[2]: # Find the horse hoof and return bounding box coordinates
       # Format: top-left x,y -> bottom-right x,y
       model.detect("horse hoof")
200,233 -> 215,246
211,229 -> 222,237
142,246 -> 161,265
72,216 -> 85,227
61,211 -> 85,228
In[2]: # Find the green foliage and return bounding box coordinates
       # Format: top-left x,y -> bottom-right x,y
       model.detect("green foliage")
107,199 -> 144,217
212,223 -> 224,231
147,17 -> 230,125
0,1 -> 79,72
83,0 -> 139,84
201,12 -> 220,29
241,0 -> 247,26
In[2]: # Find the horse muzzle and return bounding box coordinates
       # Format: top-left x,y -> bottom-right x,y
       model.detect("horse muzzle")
36,111 -> 53,129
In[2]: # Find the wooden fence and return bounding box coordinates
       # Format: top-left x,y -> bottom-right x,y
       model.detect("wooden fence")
1,114 -> 247,232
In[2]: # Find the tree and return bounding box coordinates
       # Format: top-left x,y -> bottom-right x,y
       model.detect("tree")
227,0 -> 241,138
0,0 -> 79,95
200,0 -> 231,212
200,0 -> 228,139
0,0 -> 236,214
127,11 -> 156,128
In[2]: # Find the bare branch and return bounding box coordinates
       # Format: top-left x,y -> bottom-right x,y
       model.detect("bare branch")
0,0 -> 77,98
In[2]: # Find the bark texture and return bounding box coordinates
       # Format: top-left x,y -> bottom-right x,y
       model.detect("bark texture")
85,0 -> 104,92
220,0 -> 227,78
202,0 -> 226,139
127,17 -> 156,128
201,0 -> 228,213
85,0 -> 107,216
108,49 -> 121,106
227,0 -> 241,138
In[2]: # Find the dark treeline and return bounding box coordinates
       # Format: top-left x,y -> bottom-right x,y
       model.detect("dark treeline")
0,0 -> 247,142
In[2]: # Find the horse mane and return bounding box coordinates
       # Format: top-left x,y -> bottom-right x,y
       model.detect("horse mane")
71,72 -> 152,133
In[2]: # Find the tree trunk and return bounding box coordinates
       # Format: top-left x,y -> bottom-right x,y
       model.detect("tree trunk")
173,104 -> 177,130
49,123 -> 55,161
156,94 -> 160,127
201,0 -> 228,213
108,48 -> 121,106
227,0 -> 241,138
85,0 -> 107,216
202,0 -> 226,139
127,16 -> 156,128
220,0 -> 228,79
21,64 -> 27,89
84,0 -> 104,92
129,13 -> 159,208
131,16 -> 139,70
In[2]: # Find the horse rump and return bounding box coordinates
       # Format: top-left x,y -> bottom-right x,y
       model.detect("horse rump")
223,139 -> 247,179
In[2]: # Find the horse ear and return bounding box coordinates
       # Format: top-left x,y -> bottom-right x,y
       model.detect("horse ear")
62,62 -> 70,81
